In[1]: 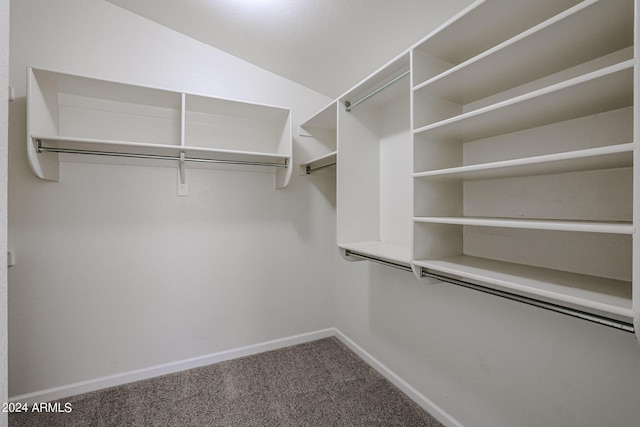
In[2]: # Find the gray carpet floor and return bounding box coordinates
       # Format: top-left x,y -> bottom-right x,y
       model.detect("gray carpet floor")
9,337 -> 443,426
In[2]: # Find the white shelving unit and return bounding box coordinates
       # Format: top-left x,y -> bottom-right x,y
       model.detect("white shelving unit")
412,0 -> 637,333
302,0 -> 639,337
299,101 -> 337,175
27,67 -> 293,189
336,53 -> 413,268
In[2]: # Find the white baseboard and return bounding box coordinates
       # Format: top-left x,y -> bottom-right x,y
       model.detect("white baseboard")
332,330 -> 464,427
9,328 -> 335,404
10,327 -> 462,427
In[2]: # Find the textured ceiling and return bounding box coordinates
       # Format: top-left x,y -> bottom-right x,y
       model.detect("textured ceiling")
107,0 -> 473,98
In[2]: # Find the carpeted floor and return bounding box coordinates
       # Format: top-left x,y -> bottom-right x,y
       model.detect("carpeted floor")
9,337 -> 443,426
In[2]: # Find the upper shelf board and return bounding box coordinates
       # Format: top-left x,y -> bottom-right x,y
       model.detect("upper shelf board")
413,61 -> 633,142
413,0 -> 633,105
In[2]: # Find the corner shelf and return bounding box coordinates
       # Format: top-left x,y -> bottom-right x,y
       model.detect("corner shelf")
299,101 -> 337,176
27,67 -> 292,189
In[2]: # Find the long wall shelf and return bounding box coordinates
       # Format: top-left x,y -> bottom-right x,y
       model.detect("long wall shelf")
27,67 -> 293,189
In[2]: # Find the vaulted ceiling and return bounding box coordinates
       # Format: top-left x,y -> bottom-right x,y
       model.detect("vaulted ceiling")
107,0 -> 473,98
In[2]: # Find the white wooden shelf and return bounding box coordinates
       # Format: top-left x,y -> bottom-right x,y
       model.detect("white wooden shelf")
300,151 -> 336,175
413,61 -> 633,141
27,67 -> 292,189
413,0 -> 633,104
299,101 -> 337,176
411,0 -> 585,84
305,0 -> 638,336
410,0 -> 638,336
413,143 -> 634,181
413,255 -> 633,324
339,241 -> 411,267
32,135 -> 290,165
413,217 -> 634,235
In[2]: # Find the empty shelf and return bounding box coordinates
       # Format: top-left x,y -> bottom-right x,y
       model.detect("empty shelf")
413,217 -> 634,234
414,255 -> 633,322
413,61 -> 633,141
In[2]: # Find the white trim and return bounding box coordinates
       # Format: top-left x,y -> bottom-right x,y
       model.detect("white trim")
333,329 -> 465,427
8,328 -> 464,427
9,328 -> 334,404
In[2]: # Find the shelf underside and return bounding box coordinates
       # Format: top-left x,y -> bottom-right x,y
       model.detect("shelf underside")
415,0 -> 583,66
33,135 -> 289,166
414,61 -> 633,141
414,255 -> 633,323
414,0 -> 633,104
300,101 -> 337,131
413,217 -> 633,235
339,241 -> 411,267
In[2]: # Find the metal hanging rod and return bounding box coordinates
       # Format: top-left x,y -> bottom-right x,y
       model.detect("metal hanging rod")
420,268 -> 635,333
344,250 -> 413,272
306,162 -> 336,174
345,69 -> 410,112
36,141 -> 288,168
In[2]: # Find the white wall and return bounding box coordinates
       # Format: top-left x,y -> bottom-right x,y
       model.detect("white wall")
8,0 -> 339,397
333,261 -> 640,427
1,0 -> 9,425
8,1 -> 640,427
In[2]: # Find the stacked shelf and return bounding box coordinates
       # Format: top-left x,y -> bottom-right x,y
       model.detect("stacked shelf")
27,67 -> 293,189
412,0 -> 635,327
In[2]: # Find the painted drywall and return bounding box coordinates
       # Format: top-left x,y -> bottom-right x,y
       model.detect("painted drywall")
332,260 -> 640,427
8,0 -> 346,397
1,0 -> 9,425
7,1 -> 640,427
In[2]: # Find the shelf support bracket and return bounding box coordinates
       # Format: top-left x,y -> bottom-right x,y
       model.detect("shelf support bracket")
178,152 -> 188,197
